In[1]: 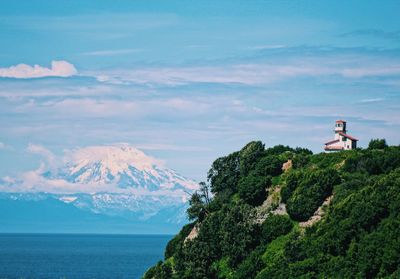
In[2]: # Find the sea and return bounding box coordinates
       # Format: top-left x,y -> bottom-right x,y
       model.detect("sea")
0,233 -> 172,279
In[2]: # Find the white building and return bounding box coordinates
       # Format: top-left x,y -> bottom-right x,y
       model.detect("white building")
324,120 -> 358,151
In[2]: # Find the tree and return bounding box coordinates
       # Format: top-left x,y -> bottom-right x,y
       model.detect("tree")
187,182 -> 212,221
187,192 -> 204,221
286,168 -> 340,221
142,261 -> 173,279
220,203 -> 261,267
235,244 -> 267,279
239,141 -> 265,176
238,174 -> 271,206
208,152 -> 240,194
199,181 -> 211,205
368,138 -> 388,150
165,223 -> 195,259
281,170 -> 302,203
255,155 -> 284,177
261,215 -> 293,244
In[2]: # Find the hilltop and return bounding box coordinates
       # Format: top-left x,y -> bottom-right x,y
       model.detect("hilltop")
143,139 -> 400,278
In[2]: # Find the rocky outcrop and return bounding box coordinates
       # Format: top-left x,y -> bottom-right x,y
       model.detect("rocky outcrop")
184,223 -> 200,243
256,185 -> 287,223
270,202 -> 287,216
282,159 -> 293,172
299,195 -> 333,228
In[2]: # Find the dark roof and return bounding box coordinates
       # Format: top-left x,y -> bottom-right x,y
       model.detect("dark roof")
339,132 -> 358,141
325,139 -> 340,145
336,119 -> 346,123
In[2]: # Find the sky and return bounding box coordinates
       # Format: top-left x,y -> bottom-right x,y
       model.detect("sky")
0,0 -> 400,182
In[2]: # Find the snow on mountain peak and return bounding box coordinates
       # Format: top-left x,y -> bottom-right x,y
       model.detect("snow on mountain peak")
53,144 -> 198,191
67,145 -> 163,174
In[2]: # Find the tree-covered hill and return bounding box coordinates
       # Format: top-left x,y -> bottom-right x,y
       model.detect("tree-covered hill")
143,139 -> 400,279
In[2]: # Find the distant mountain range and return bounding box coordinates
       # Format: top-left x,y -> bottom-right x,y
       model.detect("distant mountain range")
0,145 -> 198,234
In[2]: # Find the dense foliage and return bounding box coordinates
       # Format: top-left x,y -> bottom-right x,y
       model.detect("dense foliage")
143,140 -> 400,279
285,168 -> 340,221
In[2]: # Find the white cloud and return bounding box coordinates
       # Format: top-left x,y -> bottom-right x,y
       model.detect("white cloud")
248,44 -> 287,50
136,143 -> 211,152
0,60 -> 77,79
359,98 -> 384,103
0,168 -> 191,198
81,49 -> 143,56
14,97 -> 209,119
0,142 -> 13,151
341,66 -> 400,78
77,48 -> 400,86
27,143 -> 57,169
89,60 -> 400,86
0,84 -> 114,99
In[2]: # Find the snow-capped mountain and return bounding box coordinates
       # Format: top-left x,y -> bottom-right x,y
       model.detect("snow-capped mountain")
46,145 -> 198,192
0,144 -> 199,233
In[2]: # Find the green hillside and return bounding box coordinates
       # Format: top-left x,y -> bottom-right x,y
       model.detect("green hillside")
143,139 -> 400,278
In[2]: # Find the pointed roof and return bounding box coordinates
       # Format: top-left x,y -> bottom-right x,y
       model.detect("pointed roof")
339,132 -> 358,141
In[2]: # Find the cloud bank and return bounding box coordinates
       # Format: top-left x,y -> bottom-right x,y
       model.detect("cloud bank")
1,143 -> 196,199
90,57 -> 400,86
27,143 -> 57,170
0,60 -> 77,79
340,29 -> 400,41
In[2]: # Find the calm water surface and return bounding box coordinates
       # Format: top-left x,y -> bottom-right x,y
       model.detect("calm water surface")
0,233 -> 172,279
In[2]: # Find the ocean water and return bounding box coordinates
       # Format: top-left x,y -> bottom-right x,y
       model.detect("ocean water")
0,233 -> 172,279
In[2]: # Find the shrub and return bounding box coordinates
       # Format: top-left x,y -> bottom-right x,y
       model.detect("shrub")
239,141 -> 265,176
238,174 -> 271,206
368,138 -> 388,150
343,147 -> 400,175
281,171 -> 302,203
165,223 -> 195,259
235,245 -> 267,279
255,155 -> 284,177
261,215 -> 293,244
286,169 -> 340,221
220,203 -> 261,267
208,152 -> 240,194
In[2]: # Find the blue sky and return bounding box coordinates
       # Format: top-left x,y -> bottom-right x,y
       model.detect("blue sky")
0,0 -> 400,181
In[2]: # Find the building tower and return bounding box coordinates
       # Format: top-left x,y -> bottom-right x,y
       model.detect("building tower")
334,120 -> 347,140
325,120 -> 358,151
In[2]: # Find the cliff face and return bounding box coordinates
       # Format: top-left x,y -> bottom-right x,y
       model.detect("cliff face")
143,141 -> 400,279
